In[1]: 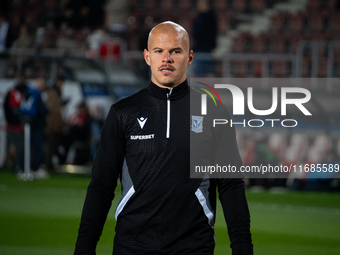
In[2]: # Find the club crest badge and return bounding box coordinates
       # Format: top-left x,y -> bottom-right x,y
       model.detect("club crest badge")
191,116 -> 203,133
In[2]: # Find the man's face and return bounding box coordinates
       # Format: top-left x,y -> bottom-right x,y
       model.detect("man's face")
144,30 -> 193,88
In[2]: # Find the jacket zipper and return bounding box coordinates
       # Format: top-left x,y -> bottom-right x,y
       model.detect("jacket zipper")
166,88 -> 173,138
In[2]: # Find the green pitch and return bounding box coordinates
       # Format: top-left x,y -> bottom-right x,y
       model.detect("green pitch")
0,171 -> 339,255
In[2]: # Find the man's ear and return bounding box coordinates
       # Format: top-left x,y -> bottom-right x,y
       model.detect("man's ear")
187,50 -> 194,66
144,49 -> 151,66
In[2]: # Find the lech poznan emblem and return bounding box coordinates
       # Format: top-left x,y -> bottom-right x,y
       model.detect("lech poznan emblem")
191,116 -> 203,133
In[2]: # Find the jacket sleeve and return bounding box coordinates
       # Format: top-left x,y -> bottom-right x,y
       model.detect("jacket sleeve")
74,105 -> 125,255
214,107 -> 253,255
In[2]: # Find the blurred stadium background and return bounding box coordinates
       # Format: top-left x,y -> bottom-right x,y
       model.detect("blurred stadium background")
0,0 -> 339,254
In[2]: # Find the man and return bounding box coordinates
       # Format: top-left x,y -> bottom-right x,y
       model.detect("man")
3,73 -> 27,172
74,21 -> 253,255
45,76 -> 66,171
191,0 -> 218,76
18,77 -> 49,179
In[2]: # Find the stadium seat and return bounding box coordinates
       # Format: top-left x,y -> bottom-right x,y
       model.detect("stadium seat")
336,138 -> 340,157
231,60 -> 247,77
242,136 -> 256,166
236,131 -> 244,156
243,35 -> 254,53
273,60 -> 288,77
99,40 -> 121,61
252,34 -> 264,53
302,57 -> 312,77
232,0 -> 246,12
145,0 -> 157,10
304,146 -> 323,165
161,0 -> 175,11
321,12 -> 332,32
281,12 -> 292,34
270,14 -> 283,34
313,134 -> 331,156
290,133 -> 308,158
330,14 -> 340,33
215,0 -> 228,11
290,13 -> 304,35
272,35 -> 285,53
268,132 -> 286,159
309,13 -> 323,33
282,37 -> 292,54
253,60 -> 263,77
251,0 -> 265,13
281,146 -> 301,167
334,59 -> 340,77
326,0 -> 338,10
304,134 -> 332,166
307,0 -> 320,11
216,12 -> 233,34
317,57 -> 328,77
290,35 -> 303,54
233,34 -> 246,53
245,61 -> 254,76
261,34 -> 272,53
178,0 -> 192,11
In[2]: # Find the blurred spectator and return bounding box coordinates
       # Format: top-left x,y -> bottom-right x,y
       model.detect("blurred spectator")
60,101 -> 92,165
17,76 -> 49,179
34,76 -> 47,96
10,23 -> 35,51
137,17 -> 156,79
45,76 -> 66,171
0,12 -> 11,52
8,24 -> 35,70
191,0 -> 218,77
85,26 -> 108,58
63,0 -> 83,29
3,73 -> 27,171
44,0 -> 64,30
138,17 -> 156,51
56,26 -> 79,53
105,0 -> 129,34
0,11 -> 17,77
62,0 -> 104,30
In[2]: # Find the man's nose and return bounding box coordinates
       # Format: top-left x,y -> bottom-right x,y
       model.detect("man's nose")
163,52 -> 173,63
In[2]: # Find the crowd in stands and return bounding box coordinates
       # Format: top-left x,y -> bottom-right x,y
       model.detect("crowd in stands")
0,0 -> 108,78
0,0 -> 340,78
2,73 -> 103,179
126,0 -> 340,78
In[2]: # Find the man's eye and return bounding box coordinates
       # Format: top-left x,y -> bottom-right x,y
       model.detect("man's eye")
172,50 -> 180,54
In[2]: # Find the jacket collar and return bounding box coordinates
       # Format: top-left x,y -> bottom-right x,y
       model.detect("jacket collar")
147,80 -> 189,100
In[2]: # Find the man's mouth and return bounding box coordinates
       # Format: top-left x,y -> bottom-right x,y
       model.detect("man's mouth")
159,66 -> 175,74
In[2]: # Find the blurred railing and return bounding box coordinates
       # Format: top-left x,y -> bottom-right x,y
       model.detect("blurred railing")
1,40 -> 339,90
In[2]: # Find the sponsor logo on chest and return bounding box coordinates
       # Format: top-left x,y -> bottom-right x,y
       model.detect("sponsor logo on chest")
130,116 -> 154,140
